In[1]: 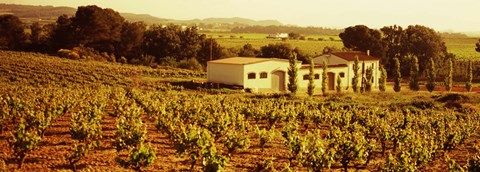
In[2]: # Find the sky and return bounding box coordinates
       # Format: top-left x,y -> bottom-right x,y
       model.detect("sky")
2,0 -> 480,32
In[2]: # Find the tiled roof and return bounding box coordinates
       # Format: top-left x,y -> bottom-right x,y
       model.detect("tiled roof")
300,64 -> 348,69
207,57 -> 289,65
332,51 -> 379,61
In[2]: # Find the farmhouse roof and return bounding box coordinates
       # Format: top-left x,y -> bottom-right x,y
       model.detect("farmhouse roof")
208,57 -> 289,65
300,64 -> 348,69
331,51 -> 379,61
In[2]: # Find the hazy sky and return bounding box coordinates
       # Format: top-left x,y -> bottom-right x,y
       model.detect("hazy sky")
2,0 -> 480,32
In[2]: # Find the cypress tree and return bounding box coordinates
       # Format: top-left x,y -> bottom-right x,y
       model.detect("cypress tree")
336,74 -> 342,93
444,57 -> 453,92
365,66 -> 373,92
393,57 -> 401,92
426,57 -> 436,92
352,56 -> 360,92
288,53 -> 299,95
466,60 -> 473,92
321,60 -> 328,95
288,53 -> 298,95
307,58 -> 315,96
379,65 -> 387,92
409,56 -> 420,91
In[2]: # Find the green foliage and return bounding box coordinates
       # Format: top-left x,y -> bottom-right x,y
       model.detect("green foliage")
177,58 -> 204,71
336,74 -> 342,93
8,121 -> 41,169
287,53 -> 298,94
445,57 -> 453,92
365,66 -> 373,92
302,130 -> 334,171
281,122 -> 306,166
321,60 -> 328,95
307,58 -> 315,96
255,126 -> 276,152
426,58 -> 436,92
68,103 -> 104,171
393,57 -> 402,92
466,61 -> 473,92
0,14 -> 27,50
476,39 -> 480,52
379,65 -> 387,92
352,56 -> 360,92
116,143 -> 157,172
113,104 -> 146,152
409,56 -> 420,91
339,25 -> 385,58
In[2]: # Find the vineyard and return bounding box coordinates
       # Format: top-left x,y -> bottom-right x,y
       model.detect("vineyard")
1,50 -> 480,171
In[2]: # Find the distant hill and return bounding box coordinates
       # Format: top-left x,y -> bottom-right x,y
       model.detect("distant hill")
0,3 -> 282,26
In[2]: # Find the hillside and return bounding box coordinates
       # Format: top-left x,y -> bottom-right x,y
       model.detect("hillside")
0,3 -> 282,26
0,50 -> 205,89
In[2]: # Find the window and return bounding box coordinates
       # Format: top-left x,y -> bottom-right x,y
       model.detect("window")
248,73 -> 256,79
339,72 -> 345,78
260,72 -> 268,79
314,74 -> 320,79
303,74 -> 309,80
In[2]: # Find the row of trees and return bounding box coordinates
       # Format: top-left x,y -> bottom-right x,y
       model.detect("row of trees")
0,5 -> 315,69
339,25 -> 452,78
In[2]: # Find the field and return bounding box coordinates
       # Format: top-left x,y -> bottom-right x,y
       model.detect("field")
1,50 -> 480,172
204,33 -> 480,61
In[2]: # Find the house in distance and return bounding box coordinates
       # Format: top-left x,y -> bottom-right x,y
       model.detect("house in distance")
207,51 -> 380,92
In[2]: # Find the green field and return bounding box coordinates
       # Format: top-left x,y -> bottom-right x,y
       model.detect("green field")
204,33 -> 480,60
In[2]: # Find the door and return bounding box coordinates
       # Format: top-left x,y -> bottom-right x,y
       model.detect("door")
272,71 -> 286,91
328,72 -> 335,90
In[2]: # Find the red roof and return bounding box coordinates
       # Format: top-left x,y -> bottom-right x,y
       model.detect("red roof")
332,51 -> 379,61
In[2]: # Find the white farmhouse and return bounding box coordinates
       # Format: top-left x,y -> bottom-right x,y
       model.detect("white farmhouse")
207,51 -> 380,92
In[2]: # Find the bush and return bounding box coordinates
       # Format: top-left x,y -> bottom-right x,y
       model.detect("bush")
57,49 -> 80,60
177,58 -> 204,71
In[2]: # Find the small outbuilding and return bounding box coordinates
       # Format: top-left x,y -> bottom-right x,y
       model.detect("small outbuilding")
207,57 -> 294,91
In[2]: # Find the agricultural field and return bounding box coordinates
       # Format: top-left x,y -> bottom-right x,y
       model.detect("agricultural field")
205,32 -> 480,61
1,50 -> 480,172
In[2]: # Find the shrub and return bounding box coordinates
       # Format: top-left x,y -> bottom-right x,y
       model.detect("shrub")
287,53 -> 298,95
409,56 -> 420,91
466,61 -> 473,92
178,58 -> 204,71
352,56 -> 360,92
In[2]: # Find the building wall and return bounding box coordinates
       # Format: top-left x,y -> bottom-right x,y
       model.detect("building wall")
243,61 -> 291,90
207,63 -> 244,86
297,67 -> 349,89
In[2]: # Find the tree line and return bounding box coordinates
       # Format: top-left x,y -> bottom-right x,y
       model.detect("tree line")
231,25 -> 343,35
0,5 -> 317,70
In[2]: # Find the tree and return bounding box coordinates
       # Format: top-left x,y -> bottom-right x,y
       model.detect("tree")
426,57 -> 436,92
379,65 -> 387,92
239,43 -> 259,57
352,56 -> 360,92
198,37 -> 223,65
339,25 -> 386,58
321,60 -> 328,95
476,39 -> 480,52
381,25 -> 405,76
409,56 -> 420,91
393,57 -> 402,92
444,57 -> 453,92
260,43 -> 293,59
404,25 -> 447,75
288,32 -> 301,40
466,61 -> 473,92
288,53 -> 299,95
0,14 -> 27,50
116,21 -> 146,61
365,66 -> 373,92
336,74 -> 342,93
307,58 -> 315,96
72,5 -> 125,53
